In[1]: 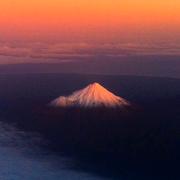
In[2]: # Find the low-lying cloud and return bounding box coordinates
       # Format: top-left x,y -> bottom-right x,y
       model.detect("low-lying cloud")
0,42 -> 180,64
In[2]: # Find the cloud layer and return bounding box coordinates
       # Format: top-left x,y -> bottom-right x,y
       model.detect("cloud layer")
0,42 -> 180,64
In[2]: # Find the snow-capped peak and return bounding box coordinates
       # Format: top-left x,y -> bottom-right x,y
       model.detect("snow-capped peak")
50,82 -> 130,108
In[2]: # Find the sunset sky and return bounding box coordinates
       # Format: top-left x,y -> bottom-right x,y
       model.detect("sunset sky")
0,0 -> 180,42
0,0 -> 180,65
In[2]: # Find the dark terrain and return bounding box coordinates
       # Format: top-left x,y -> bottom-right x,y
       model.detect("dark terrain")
0,73 -> 180,179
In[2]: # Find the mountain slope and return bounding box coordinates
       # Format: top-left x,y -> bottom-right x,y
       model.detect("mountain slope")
50,82 -> 130,108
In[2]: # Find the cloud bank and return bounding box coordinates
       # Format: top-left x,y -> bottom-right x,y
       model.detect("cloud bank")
0,42 -> 180,64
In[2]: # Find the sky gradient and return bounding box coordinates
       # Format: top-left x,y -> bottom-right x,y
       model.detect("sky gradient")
1,0 -> 180,42
0,0 -> 180,78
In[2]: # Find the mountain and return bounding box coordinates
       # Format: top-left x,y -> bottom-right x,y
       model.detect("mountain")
50,82 -> 130,108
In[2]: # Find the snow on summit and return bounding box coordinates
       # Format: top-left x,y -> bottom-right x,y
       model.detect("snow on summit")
50,82 -> 130,108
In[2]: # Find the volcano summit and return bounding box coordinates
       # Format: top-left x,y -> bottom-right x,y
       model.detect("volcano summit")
50,83 -> 130,108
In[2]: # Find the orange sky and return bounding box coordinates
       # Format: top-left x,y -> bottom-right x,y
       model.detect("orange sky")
0,0 -> 180,42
